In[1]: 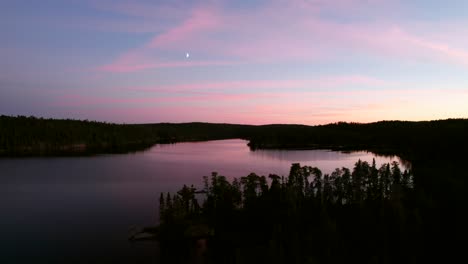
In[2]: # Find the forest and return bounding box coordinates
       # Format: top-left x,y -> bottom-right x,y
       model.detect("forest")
2,115 -> 467,262
247,119 -> 468,162
0,115 -> 251,155
2,115 -> 468,161
151,160 -> 417,263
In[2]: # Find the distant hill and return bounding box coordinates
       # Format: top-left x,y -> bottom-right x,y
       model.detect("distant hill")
1,115 -> 467,159
249,119 -> 468,161
0,115 -> 252,156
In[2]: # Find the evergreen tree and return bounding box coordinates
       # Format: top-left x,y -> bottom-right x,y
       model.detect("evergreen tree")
323,174 -> 333,204
391,161 -> 402,185
342,167 -> 352,203
159,193 -> 165,223
369,158 -> 380,200
312,167 -> 323,203
331,168 -> 343,205
379,164 -> 392,198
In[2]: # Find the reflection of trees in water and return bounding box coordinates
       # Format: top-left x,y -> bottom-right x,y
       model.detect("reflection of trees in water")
250,149 -> 354,162
369,151 -> 412,170
250,149 -> 412,170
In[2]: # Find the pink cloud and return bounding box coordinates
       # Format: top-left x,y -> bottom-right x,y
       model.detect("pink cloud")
147,7 -> 220,48
51,80 -> 414,108
95,4 -> 226,73
93,0 -> 468,74
407,35 -> 468,65
54,90 -> 283,108
336,25 -> 468,65
51,85 -> 468,124
124,75 -> 394,94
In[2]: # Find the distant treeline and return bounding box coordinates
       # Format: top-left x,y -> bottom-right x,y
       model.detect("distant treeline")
155,161 -> 417,263
247,119 -> 468,161
0,115 -> 251,156
1,115 -> 468,159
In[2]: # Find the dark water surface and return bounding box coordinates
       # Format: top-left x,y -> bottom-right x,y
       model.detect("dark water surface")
0,139 -> 405,263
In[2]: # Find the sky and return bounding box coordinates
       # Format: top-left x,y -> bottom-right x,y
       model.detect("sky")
1,0 -> 468,125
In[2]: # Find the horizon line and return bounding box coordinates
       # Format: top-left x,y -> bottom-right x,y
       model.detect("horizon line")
2,114 -> 467,127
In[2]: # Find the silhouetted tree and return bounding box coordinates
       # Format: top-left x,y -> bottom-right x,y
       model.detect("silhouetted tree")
391,161 -> 402,185
342,167 -> 352,203
165,192 -> 173,222
369,158 -> 380,200
323,173 -> 333,204
379,164 -> 392,198
401,170 -> 411,189
312,167 -> 323,203
331,168 -> 344,205
159,193 -> 165,223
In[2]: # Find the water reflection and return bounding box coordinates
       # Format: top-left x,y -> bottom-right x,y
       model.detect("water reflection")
251,149 -> 374,162
0,139 -> 407,263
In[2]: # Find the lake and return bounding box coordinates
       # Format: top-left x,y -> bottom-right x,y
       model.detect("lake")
0,139 -> 406,263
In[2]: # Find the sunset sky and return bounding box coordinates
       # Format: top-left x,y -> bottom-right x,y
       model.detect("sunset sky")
2,0 -> 468,124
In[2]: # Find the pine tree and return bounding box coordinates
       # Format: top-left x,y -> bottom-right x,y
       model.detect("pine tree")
159,192 -> 165,223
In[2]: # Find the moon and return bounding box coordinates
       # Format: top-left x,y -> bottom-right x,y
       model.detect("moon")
186,52 -> 190,58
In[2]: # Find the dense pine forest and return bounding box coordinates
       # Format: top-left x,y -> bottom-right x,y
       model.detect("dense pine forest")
0,115 -> 251,156
247,119 -> 468,161
154,160 -> 415,263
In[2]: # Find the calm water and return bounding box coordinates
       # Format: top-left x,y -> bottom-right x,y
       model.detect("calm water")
0,139 -> 405,263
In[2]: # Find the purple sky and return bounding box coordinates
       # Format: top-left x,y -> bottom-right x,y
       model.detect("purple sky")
2,0 -> 468,124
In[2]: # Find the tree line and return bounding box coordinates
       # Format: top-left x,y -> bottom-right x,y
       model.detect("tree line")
2,115 -> 468,160
247,119 -> 468,161
0,115 -> 251,155
156,160 -> 417,263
